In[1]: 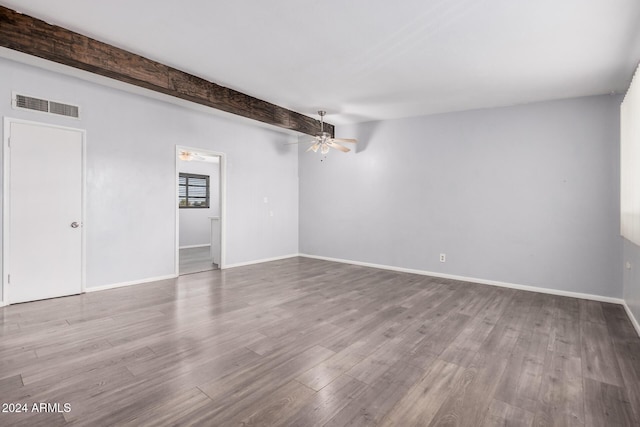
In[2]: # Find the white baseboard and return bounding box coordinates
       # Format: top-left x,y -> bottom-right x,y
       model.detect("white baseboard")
179,244 -> 211,249
299,253 -> 625,305
0,300 -> 6,308
86,274 -> 177,293
224,253 -> 299,269
623,302 -> 640,338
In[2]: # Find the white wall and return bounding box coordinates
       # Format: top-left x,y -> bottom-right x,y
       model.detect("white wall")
300,95 -> 623,298
623,239 -> 640,326
621,66 -> 640,330
0,57 -> 299,299
0,55 -> 626,304
178,158 -> 220,248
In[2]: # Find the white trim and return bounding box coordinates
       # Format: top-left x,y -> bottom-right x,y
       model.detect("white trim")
2,117 -> 87,304
224,254 -> 299,269
175,146 -> 227,274
86,274 -> 177,293
299,253 -> 625,305
623,302 -> 640,338
0,300 -> 7,308
179,244 -> 211,249
2,118 -> 9,305
81,122 -> 87,295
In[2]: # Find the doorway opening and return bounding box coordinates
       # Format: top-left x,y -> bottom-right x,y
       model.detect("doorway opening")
175,146 -> 225,275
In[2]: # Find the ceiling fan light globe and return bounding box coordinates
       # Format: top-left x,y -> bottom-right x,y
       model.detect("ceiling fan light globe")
321,144 -> 330,154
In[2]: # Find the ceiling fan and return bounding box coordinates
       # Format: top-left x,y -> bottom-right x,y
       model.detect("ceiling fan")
178,151 -> 218,162
301,111 -> 357,154
179,151 -> 205,161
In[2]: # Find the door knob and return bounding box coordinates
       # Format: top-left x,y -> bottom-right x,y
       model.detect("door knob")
71,222 -> 80,228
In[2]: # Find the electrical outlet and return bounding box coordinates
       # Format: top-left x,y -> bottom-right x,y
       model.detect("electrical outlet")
263,197 -> 268,203
439,253 -> 446,263
626,261 -> 632,270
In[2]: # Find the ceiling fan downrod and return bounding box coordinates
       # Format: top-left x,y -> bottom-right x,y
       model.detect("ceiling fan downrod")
318,110 -> 326,135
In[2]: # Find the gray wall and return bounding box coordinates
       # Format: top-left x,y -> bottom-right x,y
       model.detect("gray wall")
300,95 -> 623,298
623,239 -> 640,323
0,57 -> 299,299
0,56 -> 627,304
178,158 -> 220,247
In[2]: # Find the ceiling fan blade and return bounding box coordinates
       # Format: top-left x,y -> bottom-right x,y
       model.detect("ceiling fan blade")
286,137 -> 317,145
307,142 -> 320,152
331,138 -> 357,144
328,141 -> 350,153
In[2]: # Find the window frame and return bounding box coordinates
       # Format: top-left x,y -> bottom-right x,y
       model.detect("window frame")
179,172 -> 210,209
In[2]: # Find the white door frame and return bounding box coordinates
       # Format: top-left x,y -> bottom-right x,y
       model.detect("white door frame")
2,117 -> 87,306
175,145 -> 226,275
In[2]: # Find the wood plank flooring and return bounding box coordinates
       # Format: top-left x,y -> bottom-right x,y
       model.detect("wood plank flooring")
0,257 -> 638,426
179,246 -> 217,275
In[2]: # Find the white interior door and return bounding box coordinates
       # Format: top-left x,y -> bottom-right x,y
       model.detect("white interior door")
5,120 -> 84,304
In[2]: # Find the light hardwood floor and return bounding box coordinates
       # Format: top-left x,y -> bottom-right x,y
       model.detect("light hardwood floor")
0,257 -> 639,426
179,246 -> 217,275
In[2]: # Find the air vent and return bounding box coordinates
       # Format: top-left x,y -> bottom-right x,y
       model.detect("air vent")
49,101 -> 79,118
15,94 -> 48,112
12,93 -> 80,119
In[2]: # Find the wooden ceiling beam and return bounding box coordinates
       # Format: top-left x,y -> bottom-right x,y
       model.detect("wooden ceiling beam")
0,6 -> 333,137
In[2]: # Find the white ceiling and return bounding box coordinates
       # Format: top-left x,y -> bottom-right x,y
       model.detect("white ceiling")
4,0 -> 640,125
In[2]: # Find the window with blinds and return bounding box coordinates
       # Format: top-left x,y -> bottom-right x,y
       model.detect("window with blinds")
621,63 -> 640,246
179,173 -> 210,208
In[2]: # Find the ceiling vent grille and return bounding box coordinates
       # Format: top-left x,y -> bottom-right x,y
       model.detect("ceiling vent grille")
12,93 -> 80,119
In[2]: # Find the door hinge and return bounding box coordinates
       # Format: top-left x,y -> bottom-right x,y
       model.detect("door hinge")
7,274 -> 10,284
